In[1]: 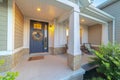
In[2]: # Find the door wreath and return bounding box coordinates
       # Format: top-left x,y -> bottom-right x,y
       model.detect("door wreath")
32,30 -> 43,41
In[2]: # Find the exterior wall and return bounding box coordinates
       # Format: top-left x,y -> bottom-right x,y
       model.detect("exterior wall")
14,4 -> 24,49
80,25 -> 88,44
13,48 -> 29,67
49,24 -> 54,48
88,24 -> 102,45
23,17 -> 30,49
101,1 -> 120,43
54,23 -> 67,48
23,17 -> 66,55
0,0 -> 8,51
0,3 -> 29,72
50,22 -> 67,54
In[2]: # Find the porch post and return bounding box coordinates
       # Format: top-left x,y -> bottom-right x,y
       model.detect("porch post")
7,0 -> 15,53
67,9 -> 81,71
102,23 -> 109,45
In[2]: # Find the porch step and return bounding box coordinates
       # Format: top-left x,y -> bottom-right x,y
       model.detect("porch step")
81,63 -> 98,71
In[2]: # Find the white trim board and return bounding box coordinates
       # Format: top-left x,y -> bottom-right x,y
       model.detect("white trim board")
0,47 -> 24,56
80,13 -> 107,24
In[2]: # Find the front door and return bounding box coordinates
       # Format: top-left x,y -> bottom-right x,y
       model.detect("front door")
30,20 -> 48,53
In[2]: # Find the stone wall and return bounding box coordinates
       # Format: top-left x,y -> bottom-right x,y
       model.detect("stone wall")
49,47 -> 66,55
0,48 -> 29,72
13,48 -> 29,67
0,55 -> 12,72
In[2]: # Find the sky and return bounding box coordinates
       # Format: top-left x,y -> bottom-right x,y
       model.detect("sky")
92,0 -> 108,7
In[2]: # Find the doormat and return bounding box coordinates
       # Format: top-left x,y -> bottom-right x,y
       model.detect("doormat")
28,56 -> 44,61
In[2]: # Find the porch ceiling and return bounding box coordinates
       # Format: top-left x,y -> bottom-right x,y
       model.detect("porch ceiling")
15,0 -> 72,21
80,16 -> 100,26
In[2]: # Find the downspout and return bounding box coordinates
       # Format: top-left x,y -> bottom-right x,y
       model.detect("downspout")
113,19 -> 115,45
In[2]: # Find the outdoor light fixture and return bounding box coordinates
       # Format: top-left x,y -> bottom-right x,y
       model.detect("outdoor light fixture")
50,25 -> 52,28
81,19 -> 85,22
66,28 -> 69,37
37,8 -> 41,12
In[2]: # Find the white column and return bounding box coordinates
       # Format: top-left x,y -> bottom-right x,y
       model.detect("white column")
102,23 -> 109,45
67,10 -> 81,71
7,0 -> 15,54
68,11 -> 81,55
53,19 -> 59,48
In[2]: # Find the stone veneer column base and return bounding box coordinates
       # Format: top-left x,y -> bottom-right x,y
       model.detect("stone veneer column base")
0,48 -> 29,72
67,54 -> 81,71
49,47 -> 67,55
13,48 -> 29,67
0,55 -> 13,72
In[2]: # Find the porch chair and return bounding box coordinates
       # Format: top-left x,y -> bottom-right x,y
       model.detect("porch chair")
81,43 -> 93,55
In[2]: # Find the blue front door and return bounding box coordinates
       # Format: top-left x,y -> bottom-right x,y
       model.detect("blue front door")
30,20 -> 48,53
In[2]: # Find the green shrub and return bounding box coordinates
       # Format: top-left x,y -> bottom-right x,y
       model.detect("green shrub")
91,77 -> 104,80
0,72 -> 19,80
90,43 -> 120,80
0,60 -> 18,80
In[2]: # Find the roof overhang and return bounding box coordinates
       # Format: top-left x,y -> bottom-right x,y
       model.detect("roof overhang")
80,5 -> 115,23
79,0 -> 90,7
57,0 -> 115,23
67,0 -> 115,22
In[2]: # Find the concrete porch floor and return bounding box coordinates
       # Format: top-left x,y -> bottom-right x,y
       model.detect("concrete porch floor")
12,54 -> 93,80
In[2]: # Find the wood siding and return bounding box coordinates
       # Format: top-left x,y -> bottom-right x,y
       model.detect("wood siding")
14,4 -> 24,49
88,24 -> 102,45
0,0 -> 8,51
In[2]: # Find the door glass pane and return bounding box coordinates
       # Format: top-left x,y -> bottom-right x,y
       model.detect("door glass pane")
44,24 -> 48,50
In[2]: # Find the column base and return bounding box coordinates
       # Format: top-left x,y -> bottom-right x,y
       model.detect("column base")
67,54 -> 81,71
49,47 -> 66,55
0,48 -> 29,72
0,55 -> 12,72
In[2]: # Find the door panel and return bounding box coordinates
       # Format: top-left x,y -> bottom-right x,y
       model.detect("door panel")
30,20 -> 48,53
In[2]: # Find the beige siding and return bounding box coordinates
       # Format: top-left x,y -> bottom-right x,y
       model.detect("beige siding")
88,24 -> 102,45
102,1 -> 120,43
0,0 -> 8,51
14,4 -> 24,49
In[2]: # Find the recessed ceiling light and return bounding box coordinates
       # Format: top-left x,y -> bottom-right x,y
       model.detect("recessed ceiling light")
81,19 -> 85,22
37,8 -> 41,11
